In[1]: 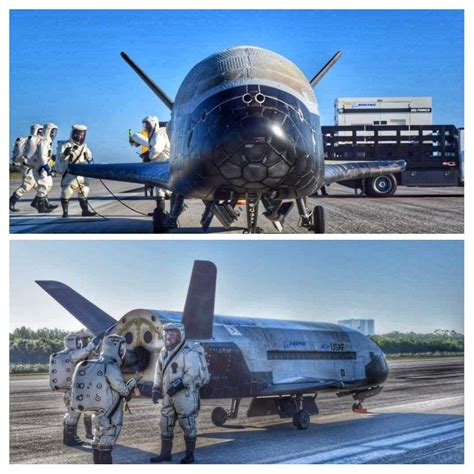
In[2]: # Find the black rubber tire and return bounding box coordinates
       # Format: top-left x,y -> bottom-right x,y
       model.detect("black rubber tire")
313,205 -> 325,234
211,407 -> 228,427
292,410 -> 310,430
152,207 -> 168,234
365,175 -> 397,197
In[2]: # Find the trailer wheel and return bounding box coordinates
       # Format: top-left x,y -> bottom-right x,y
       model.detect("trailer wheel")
365,175 -> 397,197
211,407 -> 228,427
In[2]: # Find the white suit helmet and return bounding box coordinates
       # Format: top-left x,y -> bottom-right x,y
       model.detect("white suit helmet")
142,115 -> 159,135
30,124 -> 43,136
162,322 -> 185,352
43,123 -> 58,140
70,124 -> 87,145
101,334 -> 127,363
64,334 -> 82,350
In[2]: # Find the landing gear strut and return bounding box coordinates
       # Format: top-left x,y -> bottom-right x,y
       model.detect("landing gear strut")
211,398 -> 241,427
296,197 -> 325,233
292,395 -> 310,430
243,193 -> 262,234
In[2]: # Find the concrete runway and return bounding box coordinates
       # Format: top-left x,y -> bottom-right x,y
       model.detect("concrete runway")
10,178 -> 464,234
10,357 -> 464,464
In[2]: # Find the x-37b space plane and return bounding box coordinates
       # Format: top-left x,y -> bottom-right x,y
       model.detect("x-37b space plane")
37,260 -> 388,430
69,46 -> 405,233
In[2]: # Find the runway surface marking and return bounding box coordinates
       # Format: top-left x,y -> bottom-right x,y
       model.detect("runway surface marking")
277,420 -> 464,464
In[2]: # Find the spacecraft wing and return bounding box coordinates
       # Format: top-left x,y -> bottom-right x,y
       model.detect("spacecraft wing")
35,281 -> 117,335
323,160 -> 406,186
68,161 -> 171,190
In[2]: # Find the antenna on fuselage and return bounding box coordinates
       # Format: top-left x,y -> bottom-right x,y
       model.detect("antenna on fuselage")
309,50 -> 342,88
120,51 -> 174,110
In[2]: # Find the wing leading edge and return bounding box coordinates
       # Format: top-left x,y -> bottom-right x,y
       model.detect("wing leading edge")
68,161 -> 171,191
35,281 -> 117,335
323,160 -> 406,186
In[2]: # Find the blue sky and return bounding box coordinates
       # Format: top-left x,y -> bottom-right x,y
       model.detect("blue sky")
10,240 -> 464,334
10,10 -> 464,163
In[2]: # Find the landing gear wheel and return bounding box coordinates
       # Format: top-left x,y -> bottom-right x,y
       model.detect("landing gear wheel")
352,402 -> 362,411
292,410 -> 310,430
211,407 -> 228,427
365,175 -> 397,197
153,207 -> 168,234
313,205 -> 325,233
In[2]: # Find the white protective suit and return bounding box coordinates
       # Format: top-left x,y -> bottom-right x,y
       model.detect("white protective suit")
58,125 -> 96,217
54,334 -> 98,445
153,323 -> 209,439
59,124 -> 93,199
10,125 -> 43,207
131,115 -> 170,199
91,334 -> 136,464
32,123 -> 58,200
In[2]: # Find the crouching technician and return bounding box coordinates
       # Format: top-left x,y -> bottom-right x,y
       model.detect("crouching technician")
49,332 -> 102,446
71,334 -> 138,464
58,124 -> 96,217
150,323 -> 210,464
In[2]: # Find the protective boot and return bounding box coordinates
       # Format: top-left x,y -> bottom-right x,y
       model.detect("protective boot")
180,437 -> 196,464
99,449 -> 113,464
9,193 -> 20,212
92,448 -> 100,464
36,197 -> 53,214
45,197 -> 58,210
79,198 -> 96,216
63,423 -> 83,446
61,199 -> 69,218
84,414 -> 93,440
150,437 -> 173,463
30,196 -> 39,209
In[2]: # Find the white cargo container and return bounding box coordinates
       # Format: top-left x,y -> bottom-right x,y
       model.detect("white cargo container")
335,97 -> 432,126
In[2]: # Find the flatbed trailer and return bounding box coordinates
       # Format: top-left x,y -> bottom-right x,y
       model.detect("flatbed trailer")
322,124 -> 463,196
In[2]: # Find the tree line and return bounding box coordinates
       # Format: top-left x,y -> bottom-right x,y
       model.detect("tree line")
10,327 -> 69,364
10,326 -> 464,365
369,330 -> 463,354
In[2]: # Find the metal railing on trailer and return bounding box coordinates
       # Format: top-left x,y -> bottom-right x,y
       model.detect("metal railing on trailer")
321,124 -> 463,195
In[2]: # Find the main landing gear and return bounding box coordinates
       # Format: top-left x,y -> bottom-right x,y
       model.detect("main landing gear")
211,398 -> 241,427
292,395 -> 310,430
296,197 -> 325,234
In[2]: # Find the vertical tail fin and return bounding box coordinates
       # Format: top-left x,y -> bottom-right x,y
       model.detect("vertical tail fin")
181,261 -> 217,339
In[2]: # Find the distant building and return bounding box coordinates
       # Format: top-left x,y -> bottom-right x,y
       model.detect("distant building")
338,319 -> 375,336
335,97 -> 432,126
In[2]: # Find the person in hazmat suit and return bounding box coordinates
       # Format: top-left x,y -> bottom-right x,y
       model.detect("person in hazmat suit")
9,124 -> 44,212
129,115 -> 170,209
150,322 -> 210,464
71,334 -> 137,464
49,332 -> 102,446
29,123 -> 59,213
57,124 -> 96,218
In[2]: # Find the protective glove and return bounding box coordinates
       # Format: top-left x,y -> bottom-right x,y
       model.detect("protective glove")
152,386 -> 162,404
42,163 -> 52,176
166,378 -> 185,397
124,391 -> 133,402
63,147 -> 72,157
91,333 -> 103,347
